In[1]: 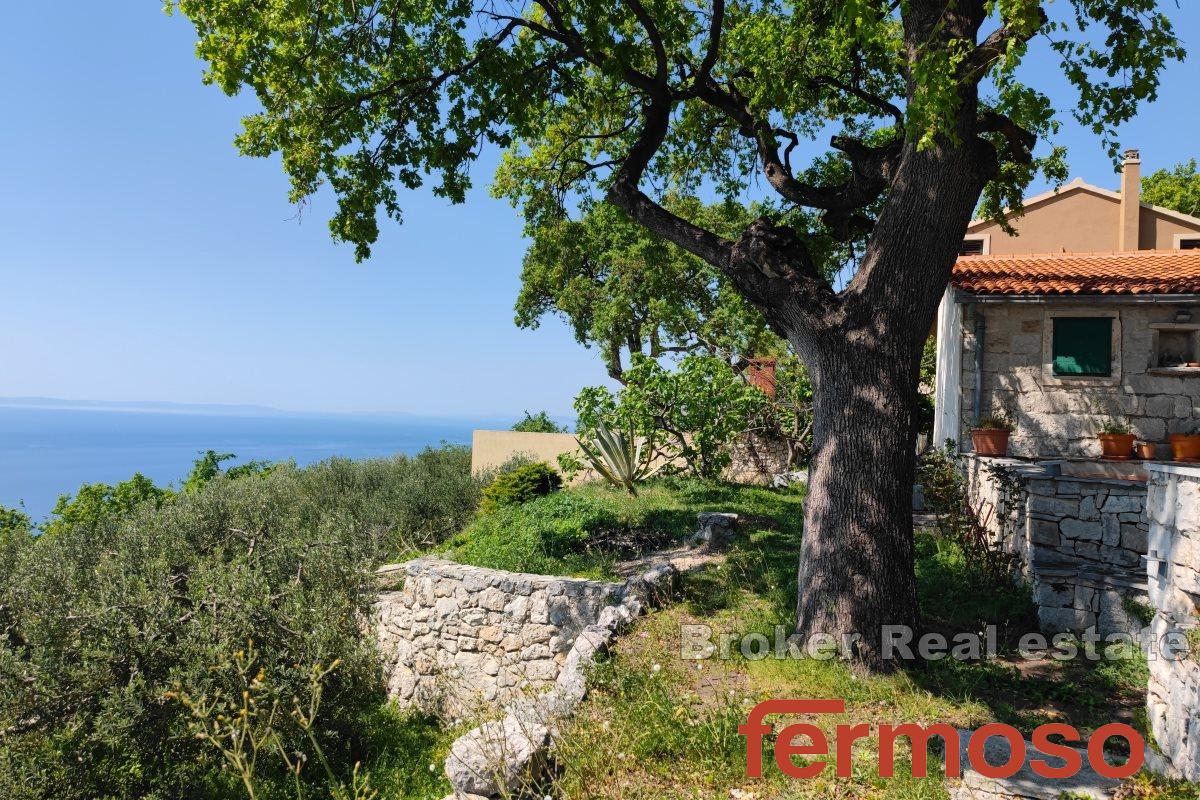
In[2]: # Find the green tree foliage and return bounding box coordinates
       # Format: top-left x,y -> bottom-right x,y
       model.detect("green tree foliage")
168,0 -> 1179,260
0,448 -> 480,800
482,461 -> 564,511
42,472 -> 171,538
0,507 -> 33,589
510,411 -> 568,434
516,199 -> 800,381
183,450 -> 277,493
0,506 -> 31,545
1143,159 -> 1200,218
575,354 -> 769,479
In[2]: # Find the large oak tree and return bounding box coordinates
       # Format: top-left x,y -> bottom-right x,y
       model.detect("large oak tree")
172,0 -> 1183,669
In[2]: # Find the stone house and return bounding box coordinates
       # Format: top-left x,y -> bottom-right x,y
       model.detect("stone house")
933,149 -> 1200,458
927,151 -> 1200,644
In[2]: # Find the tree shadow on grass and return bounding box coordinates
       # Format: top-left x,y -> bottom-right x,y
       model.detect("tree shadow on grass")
905,532 -> 1149,741
680,526 -> 800,621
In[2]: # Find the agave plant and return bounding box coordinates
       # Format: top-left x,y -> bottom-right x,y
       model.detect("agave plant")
576,420 -> 662,495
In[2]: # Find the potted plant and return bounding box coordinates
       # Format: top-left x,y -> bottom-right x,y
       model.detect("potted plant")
1135,441 -> 1157,460
1097,418 -> 1135,460
1169,424 -> 1200,461
970,407 -> 1015,457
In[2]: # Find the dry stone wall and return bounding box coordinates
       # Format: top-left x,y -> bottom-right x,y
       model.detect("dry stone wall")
373,558 -> 623,717
963,456 -> 1150,637
1146,463 -> 1200,781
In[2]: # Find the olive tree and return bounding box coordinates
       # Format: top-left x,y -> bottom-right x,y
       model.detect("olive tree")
170,0 -> 1183,669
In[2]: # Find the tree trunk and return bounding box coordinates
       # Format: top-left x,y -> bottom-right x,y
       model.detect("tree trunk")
793,331 -> 923,670
776,139 -> 992,671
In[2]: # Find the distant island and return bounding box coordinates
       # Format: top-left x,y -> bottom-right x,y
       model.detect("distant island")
0,396 -> 292,417
0,396 -> 519,422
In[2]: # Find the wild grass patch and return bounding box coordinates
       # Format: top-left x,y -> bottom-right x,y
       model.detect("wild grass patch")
443,477 -> 806,579
546,520 -> 1167,799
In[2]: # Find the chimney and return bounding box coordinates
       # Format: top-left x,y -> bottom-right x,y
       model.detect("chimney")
1119,148 -> 1141,251
745,357 -> 777,398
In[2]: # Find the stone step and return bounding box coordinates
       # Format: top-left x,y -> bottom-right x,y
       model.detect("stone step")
946,728 -> 1124,800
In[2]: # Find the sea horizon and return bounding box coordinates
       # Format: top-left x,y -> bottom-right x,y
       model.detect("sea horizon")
0,402 -> 548,521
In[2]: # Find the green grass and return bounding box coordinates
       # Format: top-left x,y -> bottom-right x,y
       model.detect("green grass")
354,707 -> 458,800
540,514 -> 1167,800
441,477 -> 806,579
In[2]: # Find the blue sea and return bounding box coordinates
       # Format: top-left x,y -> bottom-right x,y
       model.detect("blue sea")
0,406 -> 493,520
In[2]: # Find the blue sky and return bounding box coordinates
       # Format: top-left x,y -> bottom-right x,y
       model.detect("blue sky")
1,4 -> 1197,417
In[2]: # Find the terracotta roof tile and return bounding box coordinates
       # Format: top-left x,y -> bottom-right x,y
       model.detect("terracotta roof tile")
952,250 -> 1200,295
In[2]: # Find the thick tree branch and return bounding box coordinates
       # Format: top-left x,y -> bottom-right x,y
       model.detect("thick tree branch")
624,0 -> 669,83
693,0 -> 724,90
606,95 -> 734,269
694,80 -> 902,228
977,110 -> 1036,165
968,6 -> 1048,79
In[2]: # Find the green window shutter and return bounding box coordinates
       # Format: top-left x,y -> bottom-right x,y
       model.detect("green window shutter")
1052,317 -> 1113,376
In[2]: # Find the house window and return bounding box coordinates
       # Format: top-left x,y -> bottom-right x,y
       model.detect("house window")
1179,237 -> 1200,250
1052,317 -> 1113,376
959,238 -> 985,256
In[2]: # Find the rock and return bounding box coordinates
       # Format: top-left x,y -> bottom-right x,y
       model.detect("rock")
772,470 -> 808,489
690,512 -> 739,550
1103,494 -> 1142,514
1061,517 -> 1101,541
445,715 -> 549,797
947,728 -> 1123,800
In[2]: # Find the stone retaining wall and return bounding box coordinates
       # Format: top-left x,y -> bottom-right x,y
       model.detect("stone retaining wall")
373,558 -> 623,717
963,456 -> 1150,637
1146,463 -> 1200,781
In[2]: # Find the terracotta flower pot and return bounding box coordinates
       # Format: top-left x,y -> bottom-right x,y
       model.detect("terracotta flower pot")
971,428 -> 1011,457
1169,434 -> 1200,461
1098,433 -> 1136,460
1135,442 -> 1157,460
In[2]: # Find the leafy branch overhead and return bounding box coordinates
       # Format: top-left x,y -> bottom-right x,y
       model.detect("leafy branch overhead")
173,0 -> 1181,297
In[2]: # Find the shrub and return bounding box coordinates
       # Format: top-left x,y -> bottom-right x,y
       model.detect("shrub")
182,450 -> 277,492
577,420 -> 662,495
510,411 -> 568,433
574,354 -> 770,480
916,444 -> 1023,592
41,472 -> 172,538
481,462 -> 562,512
0,446 -> 481,800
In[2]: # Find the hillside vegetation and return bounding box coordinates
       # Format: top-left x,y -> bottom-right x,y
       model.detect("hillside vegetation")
2,453 -> 1186,799
0,451 -> 806,800
0,448 -> 479,800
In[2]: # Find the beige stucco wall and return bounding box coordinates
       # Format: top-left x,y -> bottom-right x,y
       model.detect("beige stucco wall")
470,430 -> 584,476
958,301 -> 1200,458
967,186 -> 1200,254
470,429 -> 790,484
1139,206 -> 1200,250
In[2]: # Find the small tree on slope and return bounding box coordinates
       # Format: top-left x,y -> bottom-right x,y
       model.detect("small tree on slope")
170,0 -> 1183,670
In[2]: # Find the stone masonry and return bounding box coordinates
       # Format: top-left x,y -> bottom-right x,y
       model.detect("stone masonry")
1146,463 -> 1200,781
959,302 -> 1200,459
964,455 -> 1150,637
373,558 -> 623,717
